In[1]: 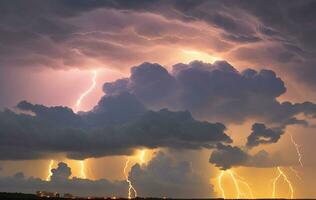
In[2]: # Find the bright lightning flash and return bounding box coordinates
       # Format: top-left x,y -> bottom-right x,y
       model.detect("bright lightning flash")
46,160 -> 54,181
80,160 -> 86,179
217,169 -> 254,199
74,70 -> 98,180
75,70 -> 97,112
272,167 -> 294,199
124,158 -> 137,199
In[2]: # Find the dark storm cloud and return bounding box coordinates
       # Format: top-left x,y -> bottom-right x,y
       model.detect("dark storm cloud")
129,151 -> 212,198
0,162 -> 127,197
209,143 -> 249,170
50,162 -> 72,181
245,118 -> 308,148
0,92 -> 231,160
246,123 -> 284,148
209,144 -> 291,170
104,61 -> 316,124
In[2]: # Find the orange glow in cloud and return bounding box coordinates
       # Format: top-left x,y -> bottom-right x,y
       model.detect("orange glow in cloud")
80,160 -> 87,179
181,49 -> 221,63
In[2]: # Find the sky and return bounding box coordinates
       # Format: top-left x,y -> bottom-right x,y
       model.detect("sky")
0,0 -> 316,198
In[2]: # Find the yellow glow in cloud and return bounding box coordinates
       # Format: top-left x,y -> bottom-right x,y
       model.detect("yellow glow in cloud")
181,49 -> 221,63
80,160 -> 86,179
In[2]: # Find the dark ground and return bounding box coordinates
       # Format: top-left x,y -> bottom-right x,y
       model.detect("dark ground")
0,192 -> 299,199
0,192 -> 221,200
0,192 -> 165,200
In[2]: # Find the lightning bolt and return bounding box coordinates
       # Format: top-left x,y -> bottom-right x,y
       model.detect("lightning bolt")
290,134 -> 303,167
217,169 -> 254,198
124,158 -> 137,199
74,70 -> 97,180
46,160 -> 54,181
80,160 -> 86,179
217,171 -> 226,198
272,167 -> 294,199
44,70 -> 97,181
75,70 -> 97,111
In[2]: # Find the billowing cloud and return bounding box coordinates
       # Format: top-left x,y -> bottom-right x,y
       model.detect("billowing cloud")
246,123 -> 284,148
209,143 -> 249,170
50,162 -> 72,181
129,151 -> 212,198
104,61 -> 316,124
0,92 -> 231,160
209,144 -> 292,170
1,60 -> 315,161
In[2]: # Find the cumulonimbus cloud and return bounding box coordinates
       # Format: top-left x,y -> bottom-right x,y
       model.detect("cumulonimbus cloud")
1,60 -> 316,162
104,61 -> 316,125
0,92 -> 231,160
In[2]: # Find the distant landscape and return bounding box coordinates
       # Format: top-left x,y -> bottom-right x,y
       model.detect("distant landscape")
0,192 -> 169,200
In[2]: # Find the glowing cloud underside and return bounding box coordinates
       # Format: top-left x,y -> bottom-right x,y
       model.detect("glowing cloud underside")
139,149 -> 146,165
75,70 -> 98,179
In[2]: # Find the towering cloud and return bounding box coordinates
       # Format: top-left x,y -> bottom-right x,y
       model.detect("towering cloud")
1,60 -> 316,161
129,152 -> 212,198
104,61 -> 316,125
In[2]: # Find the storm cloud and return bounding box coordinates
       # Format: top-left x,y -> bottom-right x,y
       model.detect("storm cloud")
0,153 -> 214,198
1,60 -> 315,161
0,162 -> 127,197
246,123 -> 284,148
129,151 -> 212,198
1,0 -> 316,91
104,61 -> 316,124
209,144 -> 292,170
0,92 -> 231,160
